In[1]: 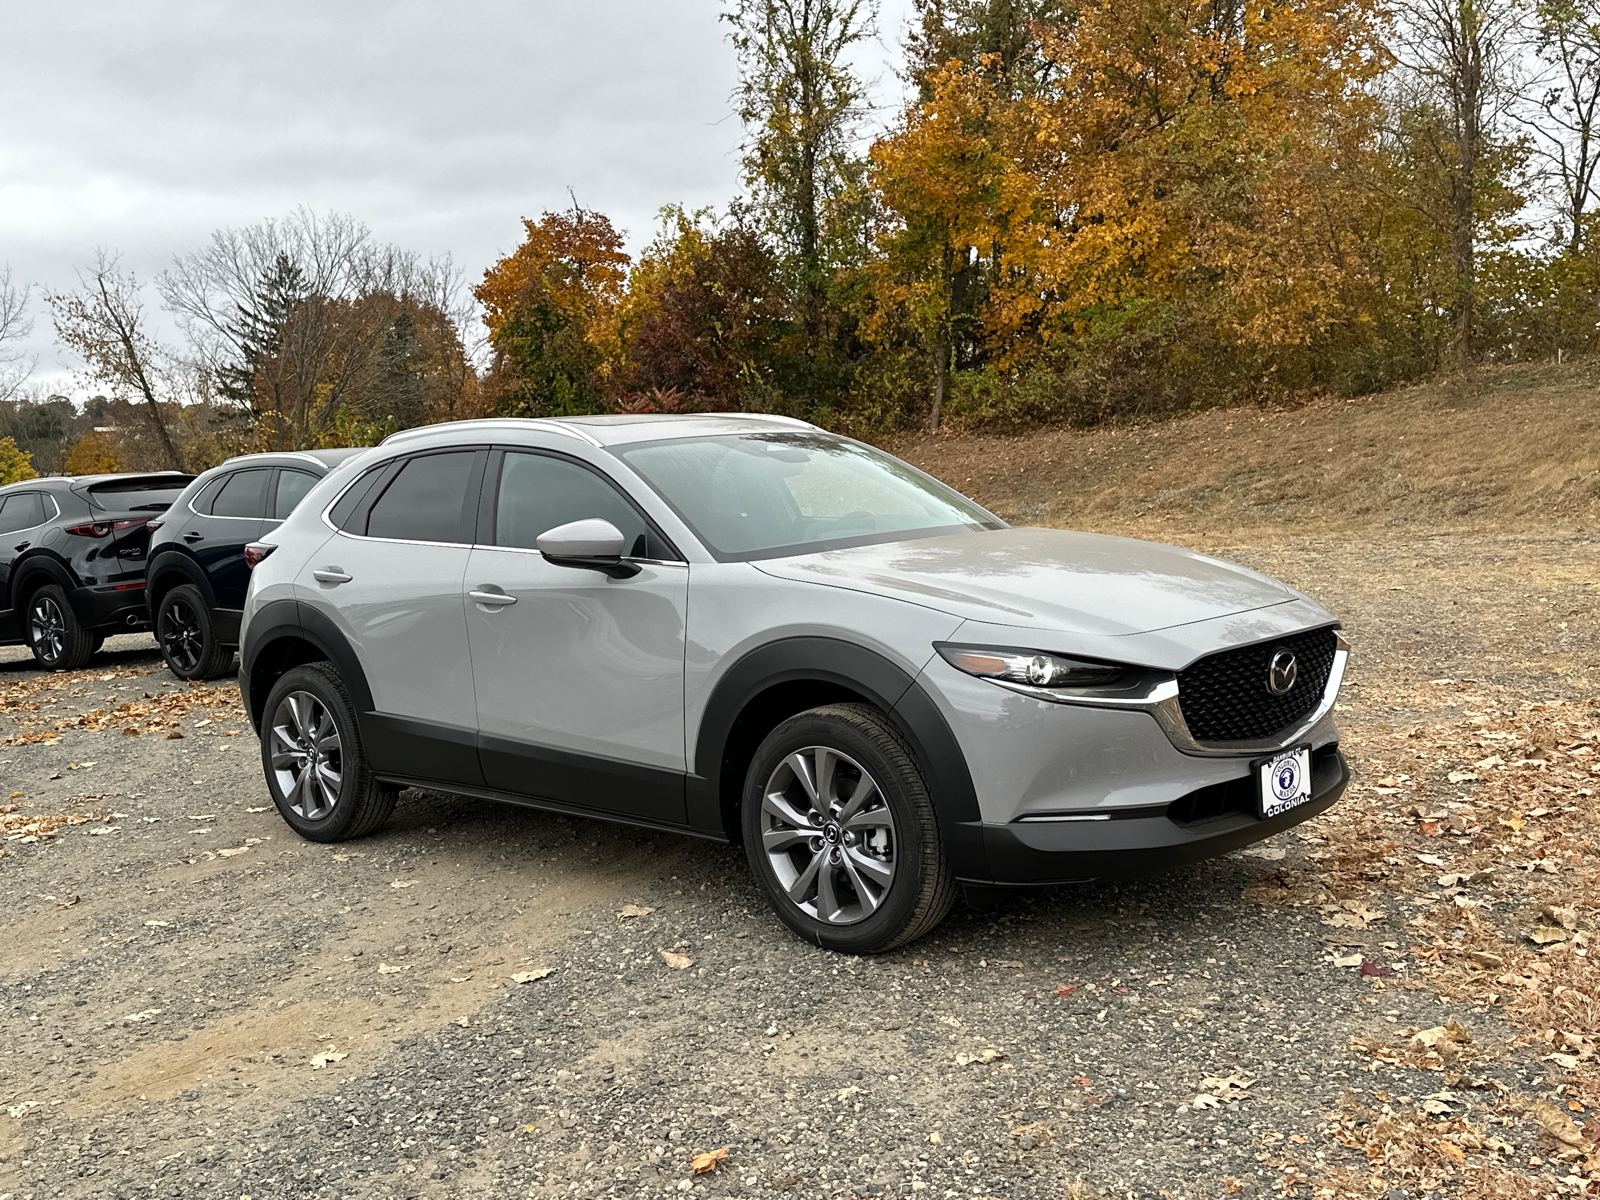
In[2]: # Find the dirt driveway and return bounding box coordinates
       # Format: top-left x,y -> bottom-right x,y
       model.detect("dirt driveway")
2,529 -> 1598,1200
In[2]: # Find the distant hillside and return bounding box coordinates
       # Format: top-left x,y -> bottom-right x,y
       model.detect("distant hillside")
889,360 -> 1600,540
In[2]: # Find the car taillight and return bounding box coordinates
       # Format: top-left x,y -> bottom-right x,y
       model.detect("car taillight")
244,542 -> 276,569
66,518 -> 149,538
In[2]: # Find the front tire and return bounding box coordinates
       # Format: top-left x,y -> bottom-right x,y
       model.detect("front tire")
26,585 -> 94,671
741,703 -> 955,954
260,663 -> 396,842
157,584 -> 233,680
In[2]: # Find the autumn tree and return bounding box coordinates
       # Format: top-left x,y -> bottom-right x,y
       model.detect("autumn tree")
64,431 -> 123,475
0,435 -> 37,485
626,206 -> 792,408
476,206 -> 631,417
48,252 -> 187,471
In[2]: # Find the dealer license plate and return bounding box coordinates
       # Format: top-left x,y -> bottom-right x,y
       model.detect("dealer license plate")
1258,747 -> 1313,819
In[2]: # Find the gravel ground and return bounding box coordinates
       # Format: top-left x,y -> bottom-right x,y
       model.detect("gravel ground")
2,529 -> 1597,1200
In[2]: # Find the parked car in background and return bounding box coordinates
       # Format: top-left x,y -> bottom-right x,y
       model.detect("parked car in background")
238,415 -> 1349,953
0,472 -> 196,670
145,449 -> 366,680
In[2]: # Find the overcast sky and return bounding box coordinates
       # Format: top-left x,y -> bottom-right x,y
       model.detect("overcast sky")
0,0 -> 915,395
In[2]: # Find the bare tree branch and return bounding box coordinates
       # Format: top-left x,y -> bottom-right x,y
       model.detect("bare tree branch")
0,265 -> 36,404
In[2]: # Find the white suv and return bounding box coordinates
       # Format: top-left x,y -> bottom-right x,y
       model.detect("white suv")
239,414 -> 1349,952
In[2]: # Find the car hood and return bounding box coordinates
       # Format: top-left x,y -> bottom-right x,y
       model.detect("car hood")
752,527 -> 1301,637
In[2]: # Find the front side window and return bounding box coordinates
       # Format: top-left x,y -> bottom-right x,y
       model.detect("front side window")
211,469 -> 270,519
365,451 -> 477,543
273,469 -> 319,520
615,432 -> 999,561
0,491 -> 44,534
493,452 -> 670,559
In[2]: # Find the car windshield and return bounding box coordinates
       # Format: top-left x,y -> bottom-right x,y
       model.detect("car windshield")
615,432 -> 1001,561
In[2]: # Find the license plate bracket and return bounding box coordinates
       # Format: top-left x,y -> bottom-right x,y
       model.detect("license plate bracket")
1257,746 -> 1313,819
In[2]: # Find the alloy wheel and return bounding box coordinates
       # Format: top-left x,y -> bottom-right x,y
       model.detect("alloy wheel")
269,691 -> 344,820
760,745 -> 897,924
159,596 -> 204,673
28,596 -> 66,665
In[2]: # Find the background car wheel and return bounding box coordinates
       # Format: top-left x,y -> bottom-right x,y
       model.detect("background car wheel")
260,662 -> 397,843
741,703 -> 955,954
157,584 -> 233,680
25,584 -> 94,671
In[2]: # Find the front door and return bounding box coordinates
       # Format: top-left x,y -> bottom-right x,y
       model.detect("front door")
301,449 -> 487,786
464,449 -> 688,824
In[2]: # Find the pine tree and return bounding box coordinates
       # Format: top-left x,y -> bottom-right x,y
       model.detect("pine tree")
218,253 -> 307,413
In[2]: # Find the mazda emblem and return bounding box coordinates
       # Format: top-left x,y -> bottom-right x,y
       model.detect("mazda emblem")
1266,649 -> 1298,696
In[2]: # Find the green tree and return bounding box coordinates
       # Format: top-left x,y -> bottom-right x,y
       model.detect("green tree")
726,0 -> 876,343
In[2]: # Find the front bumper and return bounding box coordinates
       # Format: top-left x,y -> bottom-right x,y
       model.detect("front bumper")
972,745 -> 1348,885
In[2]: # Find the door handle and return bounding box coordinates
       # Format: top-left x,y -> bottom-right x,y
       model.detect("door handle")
468,588 -> 517,607
312,568 -> 353,584
183,532 -> 203,543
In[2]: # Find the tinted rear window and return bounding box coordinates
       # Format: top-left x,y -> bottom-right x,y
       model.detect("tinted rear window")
274,469 -> 320,519
365,452 -> 477,543
212,468 -> 271,519
86,477 -> 194,513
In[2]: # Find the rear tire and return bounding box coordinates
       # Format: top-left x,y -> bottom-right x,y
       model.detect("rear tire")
259,662 -> 397,842
741,703 -> 955,954
25,585 -> 94,672
157,584 -> 233,680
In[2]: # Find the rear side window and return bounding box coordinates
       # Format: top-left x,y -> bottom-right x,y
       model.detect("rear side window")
366,452 -> 478,544
211,468 -> 271,519
493,452 -> 671,559
0,491 -> 44,533
191,476 -> 227,515
86,478 -> 192,513
273,469 -> 319,519
328,466 -> 388,532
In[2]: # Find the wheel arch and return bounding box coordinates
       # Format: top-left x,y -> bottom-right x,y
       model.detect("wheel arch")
11,553 -> 77,612
689,636 -> 989,880
241,599 -> 375,733
146,550 -> 219,617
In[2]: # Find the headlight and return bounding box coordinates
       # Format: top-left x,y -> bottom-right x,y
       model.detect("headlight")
937,645 -> 1126,689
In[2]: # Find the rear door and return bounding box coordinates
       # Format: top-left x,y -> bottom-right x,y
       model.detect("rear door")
463,449 -> 688,823
186,468 -> 270,608
299,449 -> 487,786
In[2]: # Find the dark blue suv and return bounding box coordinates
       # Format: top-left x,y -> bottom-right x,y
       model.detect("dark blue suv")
146,449 -> 364,679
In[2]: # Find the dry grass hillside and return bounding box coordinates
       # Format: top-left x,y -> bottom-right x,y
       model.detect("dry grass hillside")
888,360 -> 1600,540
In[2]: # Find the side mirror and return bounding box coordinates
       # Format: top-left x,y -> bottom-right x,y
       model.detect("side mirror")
535,518 -> 640,579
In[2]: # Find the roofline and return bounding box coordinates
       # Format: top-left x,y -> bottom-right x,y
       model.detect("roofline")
377,413 -> 819,450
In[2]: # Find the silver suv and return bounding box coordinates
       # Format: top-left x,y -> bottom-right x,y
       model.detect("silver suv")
239,415 -> 1348,952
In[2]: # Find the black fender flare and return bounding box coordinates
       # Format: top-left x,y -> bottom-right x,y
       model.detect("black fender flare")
688,636 -> 989,881
11,553 -> 78,610
145,549 -> 220,616
240,598 -> 375,731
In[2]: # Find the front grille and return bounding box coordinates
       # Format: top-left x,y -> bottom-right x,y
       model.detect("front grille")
1176,626 -> 1338,743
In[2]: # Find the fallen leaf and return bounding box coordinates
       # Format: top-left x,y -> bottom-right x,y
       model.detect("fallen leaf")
216,846 -> 248,858
1474,754 -> 1505,770
618,903 -> 655,919
245,805 -> 270,813
1192,1093 -> 1221,1109
1542,905 -> 1579,931
510,968 -> 555,983
309,1046 -> 347,1070
1535,1099 -> 1589,1148
1053,984 -> 1078,998
954,1047 -> 1005,1066
1419,820 -> 1443,837
1332,953 -> 1363,968
1415,853 -> 1445,866
1359,960 -> 1395,977
1447,771 -> 1478,784
1530,926 -> 1569,945
690,1147 -> 729,1174
377,963 -> 407,974
1467,951 -> 1504,969
660,950 -> 694,970
143,919 -> 168,928
390,879 -> 413,889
